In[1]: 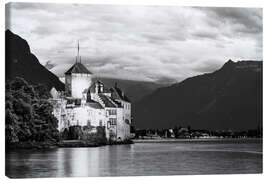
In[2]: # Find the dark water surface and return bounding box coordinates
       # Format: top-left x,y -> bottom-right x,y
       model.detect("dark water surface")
6,139 -> 262,178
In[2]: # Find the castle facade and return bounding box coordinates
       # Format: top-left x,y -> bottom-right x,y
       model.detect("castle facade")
50,46 -> 131,141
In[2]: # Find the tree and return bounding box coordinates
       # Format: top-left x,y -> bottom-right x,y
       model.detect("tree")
5,109 -> 19,143
34,84 -> 51,99
5,77 -> 59,144
9,77 -> 29,91
173,126 -> 179,138
187,125 -> 191,132
32,99 -> 59,141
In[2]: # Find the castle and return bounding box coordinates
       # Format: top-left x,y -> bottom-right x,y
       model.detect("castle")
50,43 -> 131,141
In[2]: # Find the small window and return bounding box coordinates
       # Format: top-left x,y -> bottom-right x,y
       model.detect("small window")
109,118 -> 117,125
108,109 -> 117,115
87,120 -> 91,127
107,121 -> 111,129
125,119 -> 130,125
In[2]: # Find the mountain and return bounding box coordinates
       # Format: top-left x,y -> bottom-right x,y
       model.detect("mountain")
44,61 -> 56,70
133,60 -> 262,130
92,77 -> 167,103
5,30 -> 64,91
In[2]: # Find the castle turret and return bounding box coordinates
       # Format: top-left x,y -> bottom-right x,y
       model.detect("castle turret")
65,42 -> 93,98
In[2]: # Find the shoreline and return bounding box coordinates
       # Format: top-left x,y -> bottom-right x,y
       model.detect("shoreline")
6,139 -> 134,150
133,137 -> 262,143
6,138 -> 262,150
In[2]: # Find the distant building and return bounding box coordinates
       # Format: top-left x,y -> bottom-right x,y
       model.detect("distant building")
50,43 -> 131,141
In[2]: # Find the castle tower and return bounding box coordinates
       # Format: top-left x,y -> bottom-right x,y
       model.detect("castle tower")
65,41 -> 92,98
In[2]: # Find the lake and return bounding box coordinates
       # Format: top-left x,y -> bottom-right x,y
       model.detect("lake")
5,139 -> 262,178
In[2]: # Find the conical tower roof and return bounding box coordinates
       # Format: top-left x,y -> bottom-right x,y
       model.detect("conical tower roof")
65,62 -> 92,75
65,41 -> 93,75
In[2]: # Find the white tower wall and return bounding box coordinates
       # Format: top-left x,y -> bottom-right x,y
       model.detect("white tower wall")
71,73 -> 92,98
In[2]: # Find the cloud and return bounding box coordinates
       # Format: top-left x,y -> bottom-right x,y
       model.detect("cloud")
192,30 -> 220,40
205,7 -> 262,33
6,3 -> 262,84
191,59 -> 223,73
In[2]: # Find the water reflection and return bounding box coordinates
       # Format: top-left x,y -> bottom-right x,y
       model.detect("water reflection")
6,140 -> 262,178
55,145 -> 134,177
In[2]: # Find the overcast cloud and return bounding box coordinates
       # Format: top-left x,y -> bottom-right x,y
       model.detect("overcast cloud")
6,3 -> 262,84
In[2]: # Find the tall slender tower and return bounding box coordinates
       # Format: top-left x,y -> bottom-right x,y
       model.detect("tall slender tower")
65,41 -> 93,98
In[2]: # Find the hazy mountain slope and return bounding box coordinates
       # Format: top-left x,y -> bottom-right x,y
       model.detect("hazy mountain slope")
92,77 -> 168,103
134,60 -> 262,130
5,30 -> 65,91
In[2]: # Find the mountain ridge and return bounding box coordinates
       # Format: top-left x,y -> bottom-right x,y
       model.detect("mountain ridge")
133,60 -> 262,130
5,29 -> 65,91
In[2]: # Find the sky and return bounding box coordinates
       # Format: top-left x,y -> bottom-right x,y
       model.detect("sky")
6,3 -> 262,84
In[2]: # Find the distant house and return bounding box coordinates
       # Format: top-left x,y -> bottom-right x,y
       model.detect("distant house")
178,128 -> 190,138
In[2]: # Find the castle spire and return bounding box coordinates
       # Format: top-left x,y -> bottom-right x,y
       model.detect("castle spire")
77,40 -> 80,62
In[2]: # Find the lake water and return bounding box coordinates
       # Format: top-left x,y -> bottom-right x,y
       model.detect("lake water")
6,139 -> 262,178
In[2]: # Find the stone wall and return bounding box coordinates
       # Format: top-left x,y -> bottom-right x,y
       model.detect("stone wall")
71,73 -> 92,98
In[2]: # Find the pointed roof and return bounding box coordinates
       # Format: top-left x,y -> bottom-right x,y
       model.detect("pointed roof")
65,62 -> 92,75
87,80 -> 111,94
98,94 -> 117,108
111,85 -> 130,102
86,101 -> 104,109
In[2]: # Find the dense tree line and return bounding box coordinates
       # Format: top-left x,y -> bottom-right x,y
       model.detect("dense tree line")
5,77 -> 59,144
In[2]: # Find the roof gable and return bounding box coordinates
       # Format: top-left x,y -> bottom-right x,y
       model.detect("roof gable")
86,101 -> 104,109
98,94 -> 117,108
65,62 -> 92,75
111,86 -> 130,102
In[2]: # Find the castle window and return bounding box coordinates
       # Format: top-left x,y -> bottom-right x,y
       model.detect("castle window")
87,120 -> 91,127
125,119 -> 130,125
66,78 -> 71,84
108,109 -> 117,115
107,121 -> 111,129
109,118 -> 117,125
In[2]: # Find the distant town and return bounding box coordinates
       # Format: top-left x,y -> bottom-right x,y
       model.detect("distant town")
132,126 -> 262,140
